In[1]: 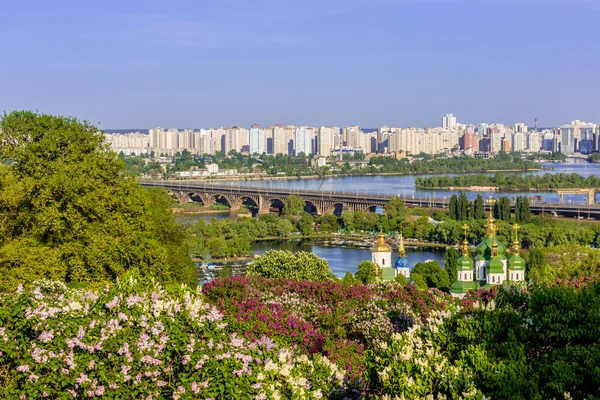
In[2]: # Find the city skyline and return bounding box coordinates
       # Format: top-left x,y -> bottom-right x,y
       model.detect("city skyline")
1,0 -> 599,128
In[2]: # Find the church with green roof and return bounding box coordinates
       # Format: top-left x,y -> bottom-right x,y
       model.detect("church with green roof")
450,211 -> 526,298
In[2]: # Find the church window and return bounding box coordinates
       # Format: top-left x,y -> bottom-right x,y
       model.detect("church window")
382,259 -> 385,266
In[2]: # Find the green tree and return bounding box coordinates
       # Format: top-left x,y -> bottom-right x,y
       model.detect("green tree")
383,196 -> 406,222
297,213 -> 314,236
411,261 -> 450,291
355,260 -> 377,284
457,192 -> 469,220
342,272 -> 360,285
275,219 -> 294,237
473,194 -> 485,219
410,273 -> 427,289
0,111 -> 195,290
283,194 -> 306,216
449,195 -> 458,220
445,247 -> 459,284
317,214 -> 340,233
207,237 -> 228,259
247,250 -> 334,281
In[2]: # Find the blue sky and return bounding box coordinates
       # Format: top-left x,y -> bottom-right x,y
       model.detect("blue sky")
1,0 -> 598,128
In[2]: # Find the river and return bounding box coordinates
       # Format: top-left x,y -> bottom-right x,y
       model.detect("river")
248,240 -> 446,278
227,159 -> 600,204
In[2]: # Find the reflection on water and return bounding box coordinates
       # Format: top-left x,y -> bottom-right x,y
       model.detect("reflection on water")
251,240 -> 446,278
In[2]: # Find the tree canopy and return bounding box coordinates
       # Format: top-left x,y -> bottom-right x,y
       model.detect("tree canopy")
0,111 -> 196,290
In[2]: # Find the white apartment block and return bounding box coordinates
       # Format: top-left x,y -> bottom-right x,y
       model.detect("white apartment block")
294,127 -> 313,155
249,128 -> 265,155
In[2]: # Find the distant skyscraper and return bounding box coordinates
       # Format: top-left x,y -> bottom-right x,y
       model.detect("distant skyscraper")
514,122 -> 527,133
512,132 -> 524,152
249,127 -> 265,155
478,123 -> 489,137
294,127 -> 312,155
442,114 -> 457,130
318,127 -> 333,157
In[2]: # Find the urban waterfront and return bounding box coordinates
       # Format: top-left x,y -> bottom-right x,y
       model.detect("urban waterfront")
227,159 -> 600,204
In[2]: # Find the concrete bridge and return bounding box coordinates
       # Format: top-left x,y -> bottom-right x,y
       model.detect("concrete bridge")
140,180 -> 600,219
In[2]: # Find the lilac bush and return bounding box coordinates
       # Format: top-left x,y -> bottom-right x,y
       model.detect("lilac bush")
0,276 -> 345,399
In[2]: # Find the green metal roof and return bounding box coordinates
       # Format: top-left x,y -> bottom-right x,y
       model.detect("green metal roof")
476,235 -> 507,260
508,254 -> 526,270
457,255 -> 474,270
488,257 -> 505,274
381,267 -> 397,281
450,280 -> 479,295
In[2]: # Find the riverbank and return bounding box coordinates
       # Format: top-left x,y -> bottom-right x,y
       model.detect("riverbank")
194,234 -> 452,264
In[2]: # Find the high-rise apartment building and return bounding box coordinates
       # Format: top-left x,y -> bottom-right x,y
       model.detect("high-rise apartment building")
442,114 -> 457,130
249,127 -> 265,155
512,132 -> 524,152
318,127 -> 333,156
294,127 -> 312,155
514,122 -> 527,133
527,131 -> 540,153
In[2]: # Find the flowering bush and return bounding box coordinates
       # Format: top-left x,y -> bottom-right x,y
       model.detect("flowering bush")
2,274 -> 598,399
0,276 -> 345,399
203,277 -> 451,377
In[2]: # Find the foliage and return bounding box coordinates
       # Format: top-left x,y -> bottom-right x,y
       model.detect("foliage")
515,196 -> 532,222
202,276 -> 450,375
411,261 -> 450,292
342,272 -> 360,285
529,244 -> 600,284
0,111 -> 195,290
445,247 -> 459,284
355,261 -> 376,284
246,250 -> 335,281
417,171 -> 600,191
493,196 -> 511,221
283,194 -> 306,216
0,275 -> 344,399
383,196 -> 406,224
473,194 -> 485,219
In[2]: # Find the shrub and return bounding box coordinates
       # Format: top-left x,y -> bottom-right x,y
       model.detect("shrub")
0,276 -> 345,398
246,250 -> 334,281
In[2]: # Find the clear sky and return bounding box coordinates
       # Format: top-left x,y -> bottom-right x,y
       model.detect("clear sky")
1,0 -> 599,129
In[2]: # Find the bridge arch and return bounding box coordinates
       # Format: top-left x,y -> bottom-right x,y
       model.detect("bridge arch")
304,200 -> 322,215
210,194 -> 233,209
325,203 -> 350,216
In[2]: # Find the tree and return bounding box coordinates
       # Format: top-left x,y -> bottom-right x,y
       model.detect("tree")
445,247 -> 459,284
410,273 -> 427,289
516,196 -> 531,223
355,260 -> 376,284
411,261 -> 450,291
473,194 -> 485,219
317,214 -> 340,233
283,194 -> 306,216
0,111 -> 196,290
494,196 -> 511,221
449,195 -> 458,220
383,196 -> 406,222
342,272 -> 360,285
247,250 -> 334,281
275,219 -> 294,237
297,213 -> 314,236
527,247 -> 545,278
457,192 -> 469,220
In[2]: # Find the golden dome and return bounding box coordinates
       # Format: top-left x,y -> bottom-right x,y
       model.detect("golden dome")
372,231 -> 392,252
